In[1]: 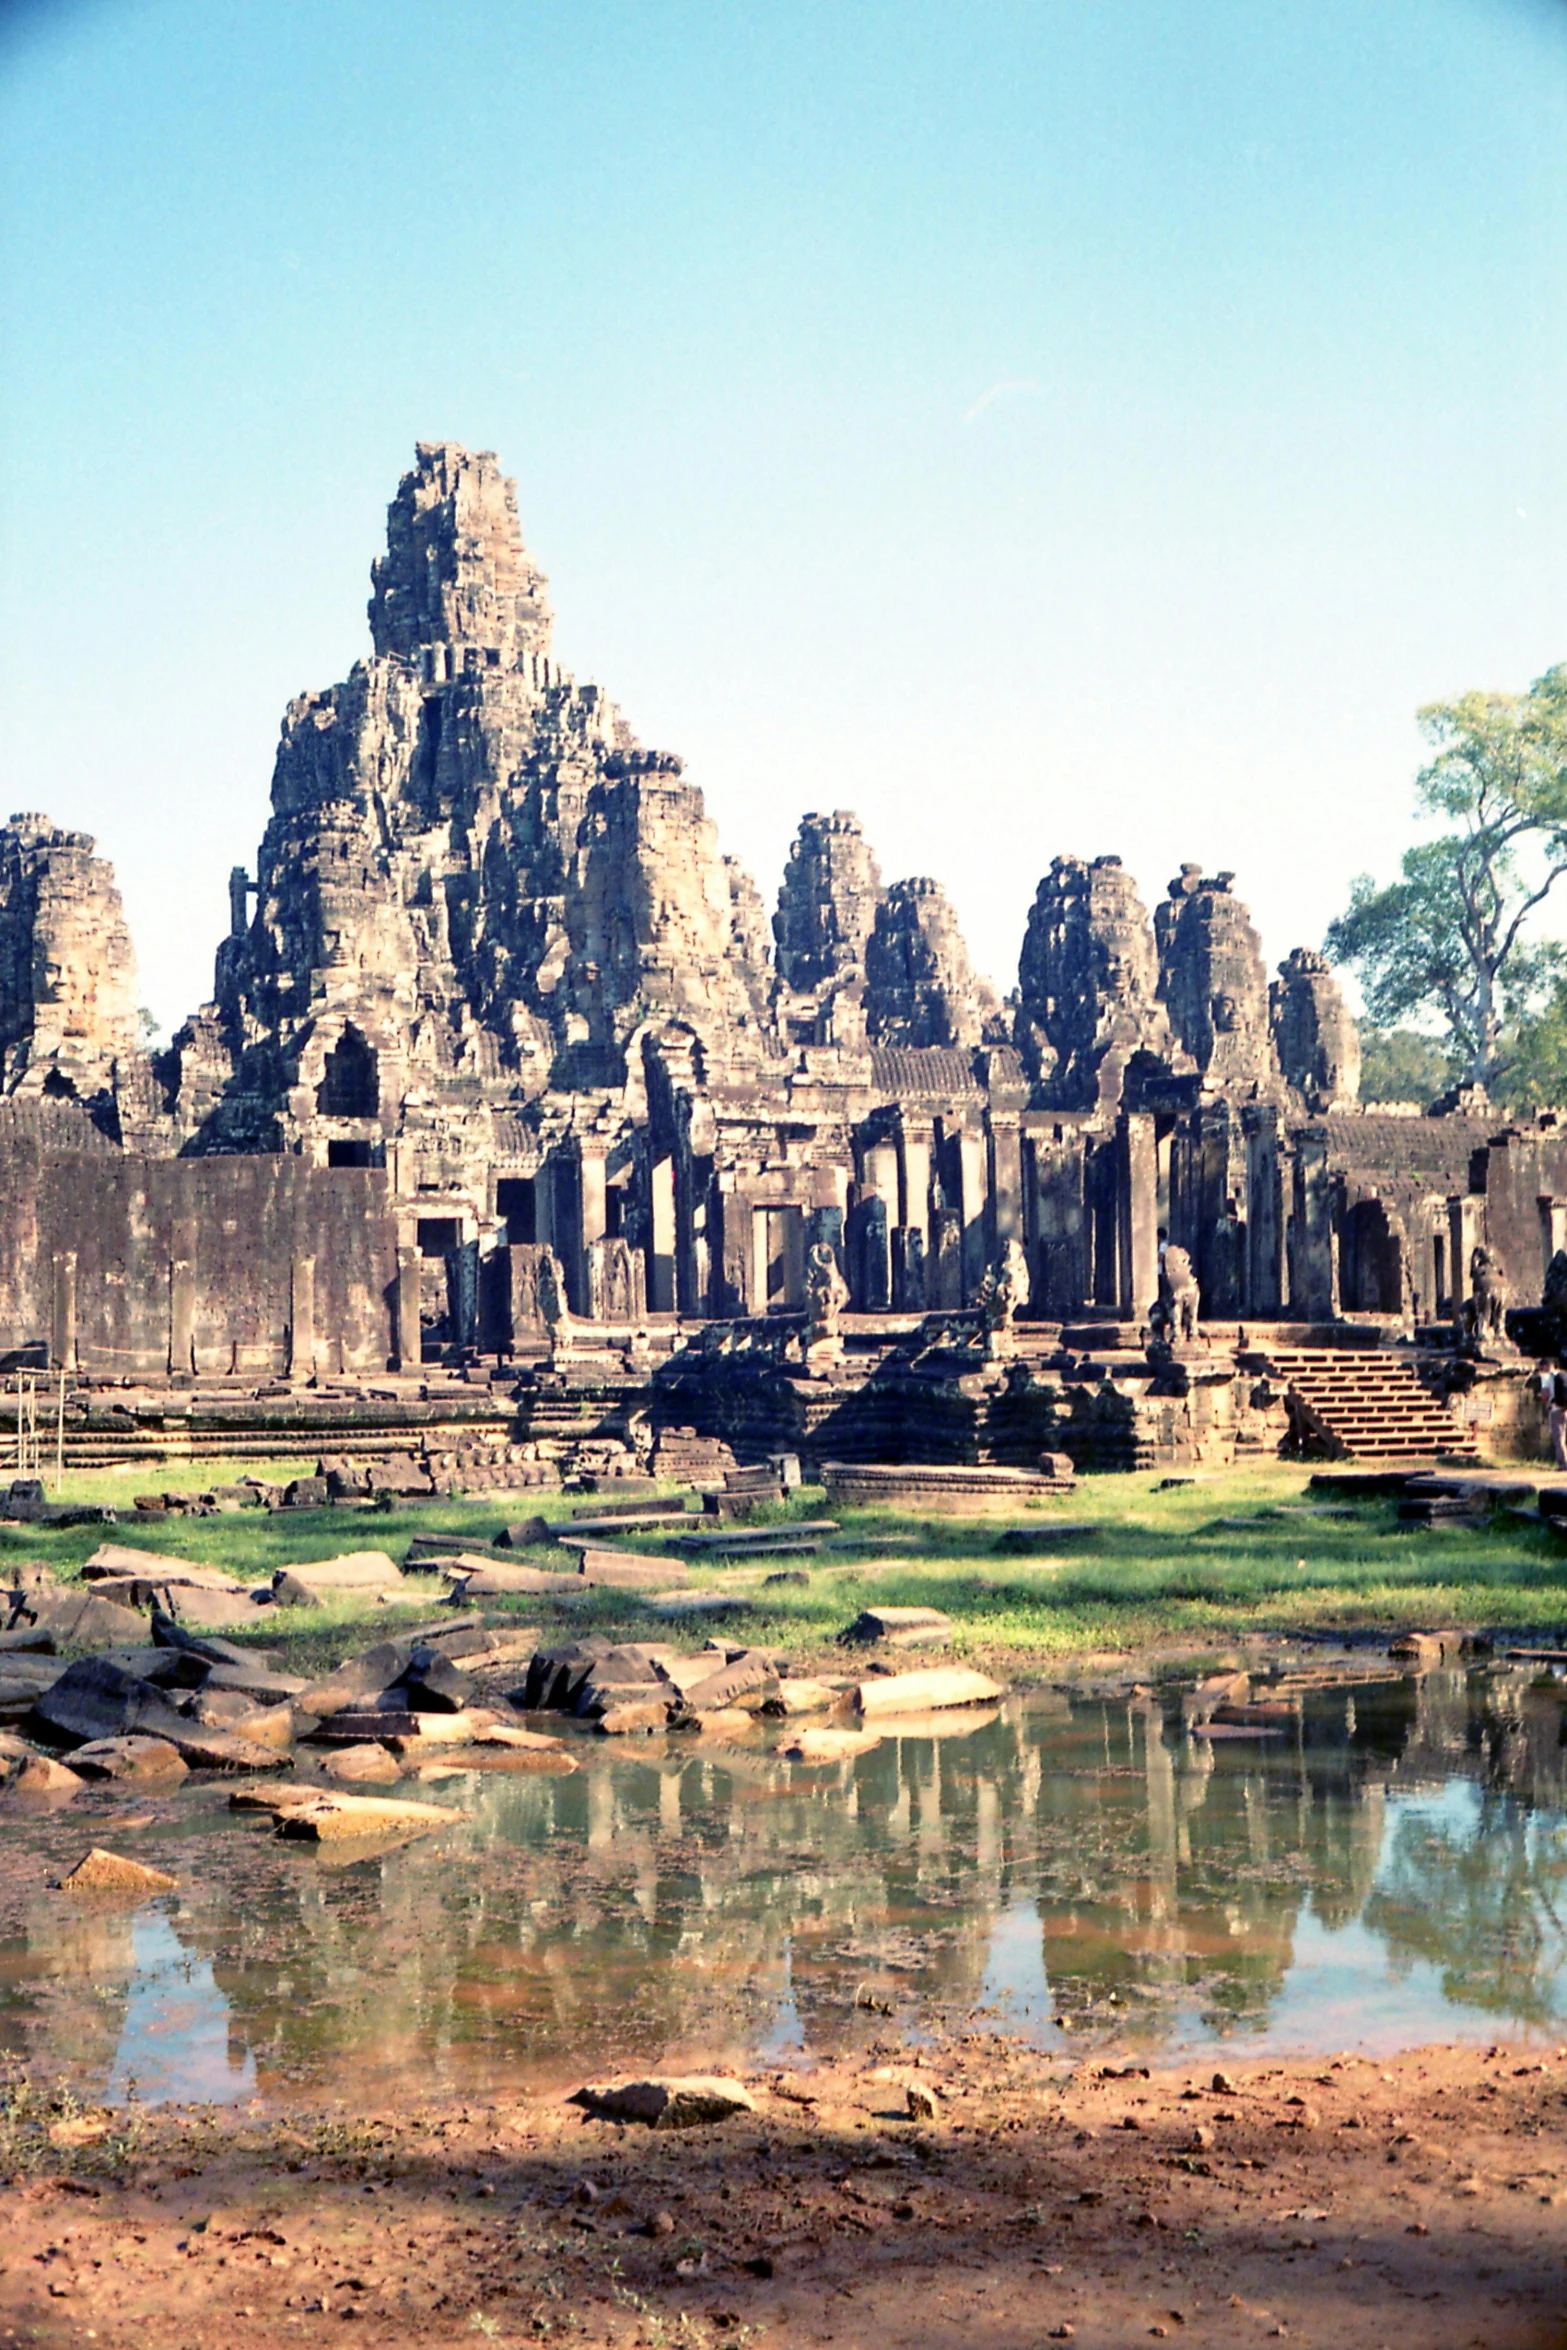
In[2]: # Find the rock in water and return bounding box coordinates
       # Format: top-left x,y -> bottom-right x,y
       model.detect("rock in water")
571,2076 -> 757,2129
855,1667 -> 1003,1719
321,1742 -> 404,1785
57,1848 -> 178,1896
782,1727 -> 882,1762
68,1735 -> 189,1786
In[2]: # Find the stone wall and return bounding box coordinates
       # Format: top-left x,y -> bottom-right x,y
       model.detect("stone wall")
0,1112 -> 397,1375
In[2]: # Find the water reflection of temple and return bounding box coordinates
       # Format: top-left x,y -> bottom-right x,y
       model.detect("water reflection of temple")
4,1667 -> 1565,2099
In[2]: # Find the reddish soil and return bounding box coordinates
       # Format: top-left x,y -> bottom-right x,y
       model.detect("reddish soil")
2,2035 -> 1564,2349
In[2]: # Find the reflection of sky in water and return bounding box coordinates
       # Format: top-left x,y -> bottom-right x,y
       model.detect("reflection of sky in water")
975,1777 -> 1566,2056
104,1909 -> 255,2107
978,1897 -> 1052,2028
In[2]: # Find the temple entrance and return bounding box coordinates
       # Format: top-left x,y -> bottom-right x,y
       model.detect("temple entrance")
316,1026 -> 379,1119
754,1205 -> 805,1311
1341,1198 -> 1404,1315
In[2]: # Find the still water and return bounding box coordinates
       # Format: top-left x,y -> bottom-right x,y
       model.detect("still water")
0,1668 -> 1563,2106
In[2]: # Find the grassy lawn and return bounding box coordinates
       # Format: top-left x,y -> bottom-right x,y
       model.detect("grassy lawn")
6,1459 -> 1567,1677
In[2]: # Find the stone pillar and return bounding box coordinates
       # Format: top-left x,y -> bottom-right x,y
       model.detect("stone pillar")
891,1227 -> 927,1310
855,1141 -> 898,1311
1243,1106 -> 1285,1317
395,1246 -> 422,1368
168,1224 -> 197,1377
986,1113 -> 1023,1253
1449,1195 -> 1482,1317
578,1146 -> 607,1313
50,1251 -> 77,1373
719,1177 -> 751,1316
933,1207 -> 964,1309
289,1253 -> 316,1381
1116,1113 -> 1159,1323
1292,1133 -> 1337,1321
897,1122 -> 933,1251
957,1127 -> 988,1301
649,1156 -> 677,1313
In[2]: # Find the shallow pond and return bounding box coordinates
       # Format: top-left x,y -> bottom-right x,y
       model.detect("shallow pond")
1,1666 -> 1564,2105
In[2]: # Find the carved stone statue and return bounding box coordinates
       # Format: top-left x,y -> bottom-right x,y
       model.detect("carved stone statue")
536,1245 -> 574,1366
1543,1249 -> 1567,1317
1463,1244 -> 1511,1350
977,1235 -> 1030,1358
803,1240 -> 849,1370
1155,1243 -> 1201,1345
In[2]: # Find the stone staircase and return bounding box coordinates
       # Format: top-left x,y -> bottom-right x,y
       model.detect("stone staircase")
1258,1346 -> 1477,1464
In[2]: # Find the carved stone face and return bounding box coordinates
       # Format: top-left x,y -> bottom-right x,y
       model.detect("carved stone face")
1211,992 -> 1240,1032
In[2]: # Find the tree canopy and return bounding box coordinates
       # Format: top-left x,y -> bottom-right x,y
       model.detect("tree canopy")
1326,667 -> 1567,1092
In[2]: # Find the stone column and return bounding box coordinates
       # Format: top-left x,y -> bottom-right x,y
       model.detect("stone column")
1292,1133 -> 1337,1321
1449,1195 -> 1482,1318
1243,1105 -> 1285,1317
578,1146 -> 607,1316
649,1156 -> 677,1314
395,1246 -> 422,1369
50,1251 -> 77,1373
896,1120 -> 933,1250
986,1113 -> 1023,1251
1115,1112 -> 1158,1323
957,1127 -> 988,1302
289,1253 -> 316,1381
168,1223 -> 197,1377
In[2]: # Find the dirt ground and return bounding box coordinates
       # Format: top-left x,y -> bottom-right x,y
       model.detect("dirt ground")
2,2034 -> 1564,2350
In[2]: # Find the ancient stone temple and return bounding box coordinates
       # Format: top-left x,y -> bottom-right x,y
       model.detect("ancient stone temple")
2,438 -> 1566,1469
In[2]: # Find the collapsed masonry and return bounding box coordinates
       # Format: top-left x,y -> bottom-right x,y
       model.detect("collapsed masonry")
2,441 -> 1566,1465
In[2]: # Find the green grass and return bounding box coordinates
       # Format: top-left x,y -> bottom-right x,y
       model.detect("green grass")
6,1460 -> 1566,1674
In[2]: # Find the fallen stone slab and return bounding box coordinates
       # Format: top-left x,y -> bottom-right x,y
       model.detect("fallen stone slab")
1390,1628 -> 1468,1669
83,1545 -> 248,1593
761,1678 -> 841,1716
678,1650 -> 781,1711
413,1743 -> 579,1774
570,2076 -> 757,2129
56,1848 -> 177,1897
855,1667 -> 1003,1720
185,1696 -> 296,1751
515,1639 -> 616,1710
358,1709 -> 504,1749
0,1732 -> 82,1796
233,1784 -> 465,1842
442,1564 -> 584,1596
273,1550 -> 401,1592
68,1735 -> 189,1786
782,1727 -> 883,1762
992,1524 -> 1101,1553
12,1586 -> 147,1647
572,1549 -> 677,1589
596,1698 -> 675,1735
30,1658 -> 282,1769
156,1586 -> 278,1631
647,1592 -> 757,1620
383,1644 -> 475,1713
198,1660 -> 306,1700
321,1742 -> 404,1785
294,1641 -> 415,1717
149,1612 -> 279,1669
842,1606 -> 955,1649
0,1626 -> 56,1655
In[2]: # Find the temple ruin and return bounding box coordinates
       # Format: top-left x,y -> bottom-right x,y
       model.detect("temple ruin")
5,438 -> 1567,1473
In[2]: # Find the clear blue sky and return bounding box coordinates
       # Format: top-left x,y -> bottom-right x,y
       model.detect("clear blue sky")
3,0 -> 1565,1033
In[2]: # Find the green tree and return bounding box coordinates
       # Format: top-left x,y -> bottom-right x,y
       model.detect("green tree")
1356,1024 -> 1456,1107
1326,668 -> 1567,1090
